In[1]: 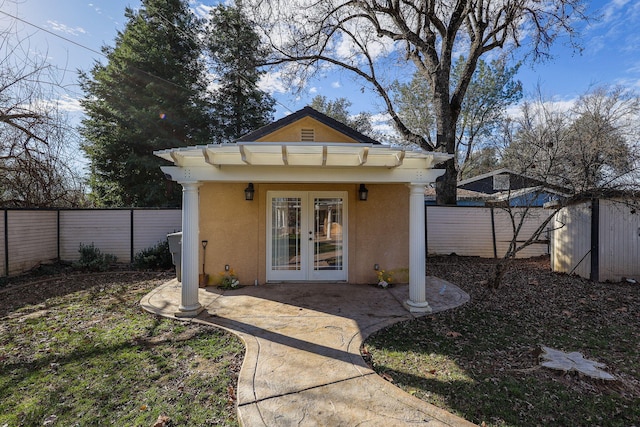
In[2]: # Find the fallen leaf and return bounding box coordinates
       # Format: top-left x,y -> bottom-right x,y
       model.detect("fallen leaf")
153,415 -> 171,427
446,331 -> 462,338
227,385 -> 236,400
381,372 -> 394,382
43,415 -> 57,426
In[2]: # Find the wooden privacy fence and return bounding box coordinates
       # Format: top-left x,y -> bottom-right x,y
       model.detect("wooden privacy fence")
426,206 -> 551,259
0,209 -> 181,277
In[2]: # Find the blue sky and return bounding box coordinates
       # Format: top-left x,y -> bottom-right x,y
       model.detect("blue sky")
1,0 -> 639,124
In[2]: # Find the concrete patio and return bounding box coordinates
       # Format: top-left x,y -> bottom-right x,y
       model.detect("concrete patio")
141,278 -> 475,426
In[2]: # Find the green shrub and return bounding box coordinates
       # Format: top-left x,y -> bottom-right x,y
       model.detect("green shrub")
74,243 -> 117,272
133,240 -> 173,270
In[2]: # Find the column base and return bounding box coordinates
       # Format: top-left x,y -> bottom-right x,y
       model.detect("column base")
403,299 -> 432,314
175,304 -> 204,318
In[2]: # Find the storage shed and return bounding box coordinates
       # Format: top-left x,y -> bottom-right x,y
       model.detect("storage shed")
551,197 -> 640,282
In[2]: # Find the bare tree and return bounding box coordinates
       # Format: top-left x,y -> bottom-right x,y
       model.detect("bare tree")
247,0 -> 589,204
502,86 -> 640,193
487,85 -> 640,288
0,11 -> 85,207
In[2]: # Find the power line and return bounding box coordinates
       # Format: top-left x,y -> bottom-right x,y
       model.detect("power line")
0,9 -> 198,93
1,7 -> 294,114
0,9 -> 105,57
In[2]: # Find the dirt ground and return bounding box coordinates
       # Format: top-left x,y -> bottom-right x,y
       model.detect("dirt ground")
427,255 -> 640,396
0,268 -> 174,319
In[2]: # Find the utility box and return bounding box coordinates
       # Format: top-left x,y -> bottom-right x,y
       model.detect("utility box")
167,232 -> 182,282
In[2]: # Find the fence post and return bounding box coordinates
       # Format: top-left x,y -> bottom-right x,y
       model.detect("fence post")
4,210 -> 8,277
490,206 -> 497,258
57,210 -> 61,261
424,205 -> 428,268
590,198 -> 600,282
130,209 -> 135,264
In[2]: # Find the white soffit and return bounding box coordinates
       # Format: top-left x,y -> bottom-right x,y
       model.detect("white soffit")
156,142 -> 450,169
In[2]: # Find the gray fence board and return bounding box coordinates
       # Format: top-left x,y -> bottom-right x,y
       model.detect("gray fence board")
60,210 -> 131,261
0,209 -> 181,276
427,206 -> 550,259
133,210 -> 182,254
7,211 -> 58,275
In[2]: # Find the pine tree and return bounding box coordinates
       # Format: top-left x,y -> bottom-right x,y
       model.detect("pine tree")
79,0 -> 212,207
205,3 -> 275,143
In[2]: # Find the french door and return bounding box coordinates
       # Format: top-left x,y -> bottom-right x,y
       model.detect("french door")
267,191 -> 348,282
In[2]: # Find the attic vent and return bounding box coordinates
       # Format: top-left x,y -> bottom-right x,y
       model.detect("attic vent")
301,128 -> 315,142
493,174 -> 510,190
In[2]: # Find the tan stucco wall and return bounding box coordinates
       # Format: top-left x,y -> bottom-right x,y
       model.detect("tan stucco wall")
199,182 -> 410,286
353,184 -> 410,284
199,183 -> 261,286
256,117 -> 359,143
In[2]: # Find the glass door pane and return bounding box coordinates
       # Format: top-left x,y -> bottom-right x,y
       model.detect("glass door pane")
310,195 -> 346,281
271,197 -> 302,272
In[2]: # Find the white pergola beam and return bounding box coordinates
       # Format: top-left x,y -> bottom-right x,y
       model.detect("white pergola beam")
162,165 -> 446,185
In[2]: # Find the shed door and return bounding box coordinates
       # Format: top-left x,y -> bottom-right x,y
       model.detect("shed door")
267,191 -> 347,282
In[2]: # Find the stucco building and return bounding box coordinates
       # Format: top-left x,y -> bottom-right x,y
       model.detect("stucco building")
155,107 -> 450,316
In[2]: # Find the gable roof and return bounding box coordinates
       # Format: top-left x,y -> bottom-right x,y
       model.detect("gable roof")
235,106 -> 381,144
424,187 -> 487,200
457,168 -> 522,187
458,168 -> 571,195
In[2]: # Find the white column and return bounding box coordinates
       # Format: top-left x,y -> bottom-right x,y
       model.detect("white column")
404,183 -> 432,313
176,181 -> 204,318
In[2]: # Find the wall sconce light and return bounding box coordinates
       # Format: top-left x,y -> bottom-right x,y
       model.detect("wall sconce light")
244,183 -> 255,201
358,184 -> 369,201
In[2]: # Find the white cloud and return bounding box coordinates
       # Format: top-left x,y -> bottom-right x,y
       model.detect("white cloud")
602,0 -> 632,24
370,112 -> 397,138
191,2 -> 214,19
259,70 -> 287,94
331,81 -> 341,89
88,3 -> 102,15
57,94 -> 84,113
27,95 -> 83,117
309,87 -> 318,93
47,20 -> 86,36
505,97 -> 577,122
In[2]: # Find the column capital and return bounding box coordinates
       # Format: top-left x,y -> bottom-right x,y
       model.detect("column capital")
179,181 -> 202,189
407,183 -> 426,194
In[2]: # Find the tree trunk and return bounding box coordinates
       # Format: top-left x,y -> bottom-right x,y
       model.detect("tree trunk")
488,257 -> 513,290
436,158 -> 458,205
433,94 -> 459,206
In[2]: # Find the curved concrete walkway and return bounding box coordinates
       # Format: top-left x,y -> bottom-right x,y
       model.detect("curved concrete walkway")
141,279 -> 475,426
